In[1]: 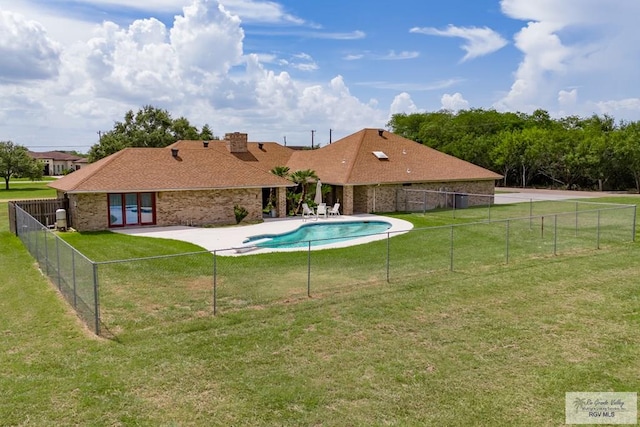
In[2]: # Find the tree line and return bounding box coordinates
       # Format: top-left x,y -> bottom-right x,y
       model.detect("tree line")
387,109 -> 640,192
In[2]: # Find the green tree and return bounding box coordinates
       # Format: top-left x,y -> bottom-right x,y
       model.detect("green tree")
269,166 -> 290,210
290,169 -> 318,214
0,141 -> 43,190
613,122 -> 640,192
89,105 -> 215,162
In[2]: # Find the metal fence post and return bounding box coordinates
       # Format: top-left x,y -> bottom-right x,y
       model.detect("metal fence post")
505,220 -> 510,264
56,236 -> 61,290
452,192 -> 457,219
449,225 -> 454,271
43,228 -> 49,276
422,191 -> 427,214
72,249 -> 77,308
553,214 -> 558,256
386,232 -> 390,283
213,250 -> 217,316
575,202 -> 579,237
633,205 -> 637,242
307,241 -> 311,297
92,263 -> 100,336
597,210 -> 601,249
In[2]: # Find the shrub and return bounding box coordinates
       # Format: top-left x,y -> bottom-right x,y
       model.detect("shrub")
234,204 -> 248,224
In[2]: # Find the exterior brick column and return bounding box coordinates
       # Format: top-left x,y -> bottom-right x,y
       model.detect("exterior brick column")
343,185 -> 354,215
277,187 -> 287,218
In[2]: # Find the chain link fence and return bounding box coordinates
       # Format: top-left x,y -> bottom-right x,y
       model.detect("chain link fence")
12,200 -> 637,336
14,205 -> 99,334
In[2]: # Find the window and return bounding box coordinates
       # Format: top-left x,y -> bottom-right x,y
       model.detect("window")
108,193 -> 156,227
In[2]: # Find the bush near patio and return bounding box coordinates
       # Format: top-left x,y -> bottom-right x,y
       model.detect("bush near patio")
1,197 -> 639,425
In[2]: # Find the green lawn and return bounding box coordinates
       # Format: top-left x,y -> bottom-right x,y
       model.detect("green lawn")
1,198 -> 639,425
0,179 -> 57,200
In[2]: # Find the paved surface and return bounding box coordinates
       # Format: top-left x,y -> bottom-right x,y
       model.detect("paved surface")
114,214 -> 414,256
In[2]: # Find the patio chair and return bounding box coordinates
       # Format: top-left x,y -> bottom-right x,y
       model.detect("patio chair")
328,203 -> 341,216
316,203 -> 327,219
301,203 -> 317,221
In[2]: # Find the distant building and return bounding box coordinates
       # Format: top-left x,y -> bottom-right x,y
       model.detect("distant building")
28,151 -> 88,176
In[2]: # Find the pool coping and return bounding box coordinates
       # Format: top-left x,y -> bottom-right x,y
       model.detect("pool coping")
113,214 -> 414,256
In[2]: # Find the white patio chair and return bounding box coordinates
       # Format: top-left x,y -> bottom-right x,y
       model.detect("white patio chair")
328,203 -> 341,216
316,203 -> 327,219
301,203 -> 316,221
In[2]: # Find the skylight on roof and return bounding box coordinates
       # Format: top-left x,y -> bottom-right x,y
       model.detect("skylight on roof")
372,151 -> 389,160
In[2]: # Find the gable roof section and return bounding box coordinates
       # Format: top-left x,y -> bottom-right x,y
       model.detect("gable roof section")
49,147 -> 293,193
29,151 -> 84,161
287,128 -> 502,185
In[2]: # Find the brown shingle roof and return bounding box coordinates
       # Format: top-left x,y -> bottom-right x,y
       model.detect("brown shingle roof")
49,147 -> 293,193
170,140 -> 293,172
287,128 -> 502,184
49,129 -> 501,193
28,151 -> 84,161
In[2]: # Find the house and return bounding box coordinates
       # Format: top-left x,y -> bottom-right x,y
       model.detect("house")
28,151 -> 87,175
49,129 -> 502,231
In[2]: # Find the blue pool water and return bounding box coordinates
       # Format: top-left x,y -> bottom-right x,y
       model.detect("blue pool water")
243,220 -> 392,248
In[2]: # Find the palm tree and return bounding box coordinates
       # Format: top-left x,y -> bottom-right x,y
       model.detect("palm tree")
290,169 -> 318,214
269,166 -> 290,210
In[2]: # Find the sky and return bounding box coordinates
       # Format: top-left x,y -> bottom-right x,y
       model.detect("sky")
1,0 -> 640,152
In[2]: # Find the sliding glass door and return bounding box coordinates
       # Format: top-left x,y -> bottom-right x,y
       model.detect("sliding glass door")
108,193 -> 156,227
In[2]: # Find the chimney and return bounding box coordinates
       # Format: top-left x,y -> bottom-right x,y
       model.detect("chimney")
225,132 -> 248,153
171,148 -> 179,157
203,140 -> 209,148
258,143 -> 264,150
378,129 -> 384,137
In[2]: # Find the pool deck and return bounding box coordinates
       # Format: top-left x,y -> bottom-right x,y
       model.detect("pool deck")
113,214 -> 414,256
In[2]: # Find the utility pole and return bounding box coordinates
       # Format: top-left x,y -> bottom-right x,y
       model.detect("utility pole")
311,129 -> 316,149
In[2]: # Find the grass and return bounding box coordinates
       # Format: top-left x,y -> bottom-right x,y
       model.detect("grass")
1,198 -> 639,425
0,179 -> 57,200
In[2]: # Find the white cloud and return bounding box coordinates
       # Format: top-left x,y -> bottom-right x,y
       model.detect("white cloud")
343,53 -> 364,61
410,25 -> 507,61
342,50 -> 419,61
441,93 -> 469,111
377,50 -> 419,60
0,10 -> 61,81
594,98 -> 640,118
558,89 -> 577,107
390,93 -> 419,115
219,0 -> 306,25
497,0 -> 640,120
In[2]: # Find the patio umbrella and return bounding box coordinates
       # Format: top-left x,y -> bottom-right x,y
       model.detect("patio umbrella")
314,180 -> 323,204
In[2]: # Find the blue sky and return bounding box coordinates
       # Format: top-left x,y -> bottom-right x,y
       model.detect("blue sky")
1,0 -> 639,151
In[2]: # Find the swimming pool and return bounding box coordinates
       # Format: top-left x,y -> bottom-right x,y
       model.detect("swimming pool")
243,220 -> 393,249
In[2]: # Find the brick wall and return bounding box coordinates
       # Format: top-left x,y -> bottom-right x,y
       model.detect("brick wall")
66,193 -> 109,231
155,188 -> 261,226
346,180 -> 496,213
398,180 -> 496,212
67,188 -> 262,231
